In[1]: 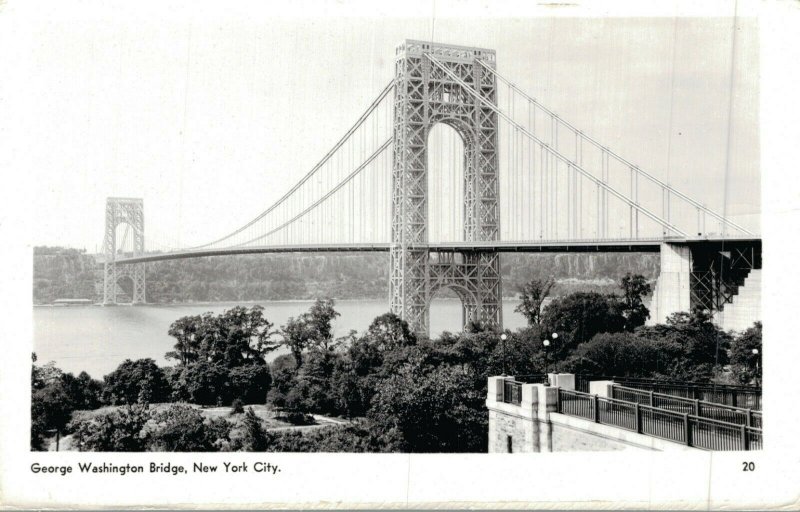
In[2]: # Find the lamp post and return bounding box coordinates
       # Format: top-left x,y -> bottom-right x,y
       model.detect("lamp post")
543,332 -> 557,384
500,333 -> 508,376
752,348 -> 760,387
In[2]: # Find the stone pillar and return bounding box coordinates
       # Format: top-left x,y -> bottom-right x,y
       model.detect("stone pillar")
521,384 -> 540,452
589,380 -> 615,398
549,373 -> 575,390
650,243 -> 692,324
536,384 -> 559,452
486,375 -> 570,453
488,376 -> 505,402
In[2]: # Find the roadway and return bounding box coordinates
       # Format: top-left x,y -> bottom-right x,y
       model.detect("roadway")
107,235 -> 761,264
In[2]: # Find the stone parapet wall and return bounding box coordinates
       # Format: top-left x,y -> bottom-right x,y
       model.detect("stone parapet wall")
487,375 -> 695,453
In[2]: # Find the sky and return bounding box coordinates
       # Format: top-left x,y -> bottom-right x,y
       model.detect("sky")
6,3 -> 760,250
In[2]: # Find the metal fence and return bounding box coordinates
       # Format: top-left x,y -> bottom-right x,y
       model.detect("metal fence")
575,375 -> 761,411
500,375 -> 550,405
611,385 -> 762,428
502,380 -> 522,405
512,374 -> 550,385
556,388 -> 762,451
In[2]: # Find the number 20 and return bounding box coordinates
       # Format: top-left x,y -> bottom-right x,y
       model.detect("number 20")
742,462 -> 755,471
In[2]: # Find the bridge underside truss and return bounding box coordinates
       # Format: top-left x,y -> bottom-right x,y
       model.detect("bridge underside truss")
428,251 -> 502,330
689,241 -> 761,313
104,262 -> 146,304
391,40 -> 501,335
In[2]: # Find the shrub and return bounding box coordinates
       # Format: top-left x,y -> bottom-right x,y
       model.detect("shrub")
284,411 -> 316,426
70,403 -> 151,452
145,404 -> 233,451
231,398 -> 245,415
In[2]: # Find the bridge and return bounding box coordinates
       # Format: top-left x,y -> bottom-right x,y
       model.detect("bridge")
102,40 -> 761,336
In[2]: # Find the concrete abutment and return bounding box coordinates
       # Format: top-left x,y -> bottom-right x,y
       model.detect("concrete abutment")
487,375 -> 693,453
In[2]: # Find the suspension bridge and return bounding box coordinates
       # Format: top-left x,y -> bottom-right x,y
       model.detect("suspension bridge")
102,40 -> 761,336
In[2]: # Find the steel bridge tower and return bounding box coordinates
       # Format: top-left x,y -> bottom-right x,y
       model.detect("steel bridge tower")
391,40 -> 502,336
103,197 -> 146,304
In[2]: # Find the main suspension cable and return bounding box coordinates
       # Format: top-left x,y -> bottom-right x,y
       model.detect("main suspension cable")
188,80 -> 395,250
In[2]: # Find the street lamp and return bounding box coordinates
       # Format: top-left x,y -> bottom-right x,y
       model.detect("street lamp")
543,332 -> 557,384
752,348 -> 760,386
500,333 -> 508,376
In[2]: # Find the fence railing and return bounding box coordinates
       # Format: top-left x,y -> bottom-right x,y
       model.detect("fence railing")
512,374 -> 550,385
556,388 -> 762,451
611,385 -> 762,428
502,380 -> 522,405
500,375 -> 550,405
575,375 -> 761,410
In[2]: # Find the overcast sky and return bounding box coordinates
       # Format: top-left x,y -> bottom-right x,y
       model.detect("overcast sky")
10,4 -> 759,250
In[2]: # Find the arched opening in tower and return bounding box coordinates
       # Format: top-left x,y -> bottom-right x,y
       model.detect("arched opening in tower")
428,282 -> 476,338
427,123 -> 465,244
114,223 -> 138,258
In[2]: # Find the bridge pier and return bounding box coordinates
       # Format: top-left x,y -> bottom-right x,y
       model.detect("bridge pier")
649,241 -> 761,326
649,243 -> 692,323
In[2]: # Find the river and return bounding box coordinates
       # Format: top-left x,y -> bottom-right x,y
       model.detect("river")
33,298 -> 527,378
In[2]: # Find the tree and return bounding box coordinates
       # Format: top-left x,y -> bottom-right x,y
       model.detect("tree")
31,381 -> 74,450
369,364 -> 487,453
227,362 -> 272,404
213,306 -> 279,365
165,306 -> 277,405
280,315 -> 314,367
515,277 -> 555,326
364,312 -> 416,351
728,322 -> 762,385
32,359 -> 64,391
30,359 -> 104,450
103,359 -> 170,405
238,407 -> 268,451
266,354 -> 299,409
565,332 -> 664,377
165,306 -> 278,366
635,307 -> 732,382
540,292 -> 625,360
61,371 -> 104,410
306,298 -> 341,351
176,361 -> 229,406
165,315 -> 204,365
619,273 -> 652,331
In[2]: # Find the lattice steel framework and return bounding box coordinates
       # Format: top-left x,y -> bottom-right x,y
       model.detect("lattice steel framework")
390,40 -> 501,336
689,241 -> 761,312
103,197 -> 146,304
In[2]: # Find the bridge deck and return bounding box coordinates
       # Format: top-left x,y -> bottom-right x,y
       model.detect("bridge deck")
107,236 -> 760,264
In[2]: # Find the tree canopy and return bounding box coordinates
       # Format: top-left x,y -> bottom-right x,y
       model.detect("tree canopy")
515,277 -> 555,326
